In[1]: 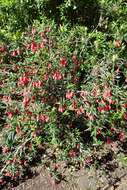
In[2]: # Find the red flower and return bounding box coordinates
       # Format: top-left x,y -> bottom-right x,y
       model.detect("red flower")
5,172 -> 12,177
119,132 -> 125,142
76,106 -> 84,116
11,50 -> 17,57
16,126 -> 22,135
97,128 -> 102,135
38,42 -> 45,49
97,105 -> 111,113
123,103 -> 127,108
108,98 -> 115,105
96,99 -> 105,104
110,127 -> 116,133
2,146 -> 9,154
18,76 -> 30,86
106,138 -> 112,144
52,71 -> 62,80
58,104 -> 66,113
32,81 -> 42,88
86,113 -> 94,121
68,149 -> 76,157
26,110 -> 32,116
0,178 -> 4,185
97,107 -> 104,113
39,114 -> 49,122
41,97 -> 47,103
123,113 -> 127,120
7,111 -> 13,118
31,41 -> 38,52
85,156 -> 93,165
22,97 -> 30,107
16,49 -> 21,55
66,90 -> 74,100
11,49 -> 20,57
103,105 -> 111,111
60,57 -> 67,67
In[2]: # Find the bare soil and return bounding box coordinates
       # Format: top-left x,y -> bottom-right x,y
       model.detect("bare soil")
12,164 -> 127,190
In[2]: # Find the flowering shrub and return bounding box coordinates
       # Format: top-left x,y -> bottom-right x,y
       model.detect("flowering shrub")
0,1 -> 127,188
0,21 -> 127,187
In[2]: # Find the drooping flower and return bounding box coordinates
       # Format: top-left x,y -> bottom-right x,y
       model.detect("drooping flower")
32,81 -> 42,88
11,49 -> 21,57
76,106 -> 84,116
7,111 -> 13,119
85,156 -> 93,165
30,41 -> 38,52
68,149 -> 76,157
108,98 -> 115,105
106,138 -> 112,144
2,146 -> 10,154
39,114 -> 49,122
0,178 -> 4,185
97,107 -> 105,113
66,90 -> 74,100
97,128 -> 102,135
16,126 -> 22,135
60,57 -> 67,67
119,132 -> 126,142
22,97 -> 30,107
103,105 -> 111,111
18,76 -> 30,86
52,71 -> 62,80
97,105 -> 111,113
86,112 -> 94,121
58,104 -> 66,113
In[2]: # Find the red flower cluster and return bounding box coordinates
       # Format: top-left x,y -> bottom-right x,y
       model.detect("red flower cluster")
97,105 -> 111,113
66,90 -> 74,99
32,81 -> 42,88
11,49 -> 20,57
60,57 -> 67,67
38,114 -> 49,122
18,76 -> 30,86
52,71 -> 62,80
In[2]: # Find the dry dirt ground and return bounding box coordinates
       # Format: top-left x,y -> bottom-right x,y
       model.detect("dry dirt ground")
13,166 -> 127,190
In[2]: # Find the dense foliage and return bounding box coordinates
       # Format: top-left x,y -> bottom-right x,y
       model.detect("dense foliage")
0,0 -> 127,188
